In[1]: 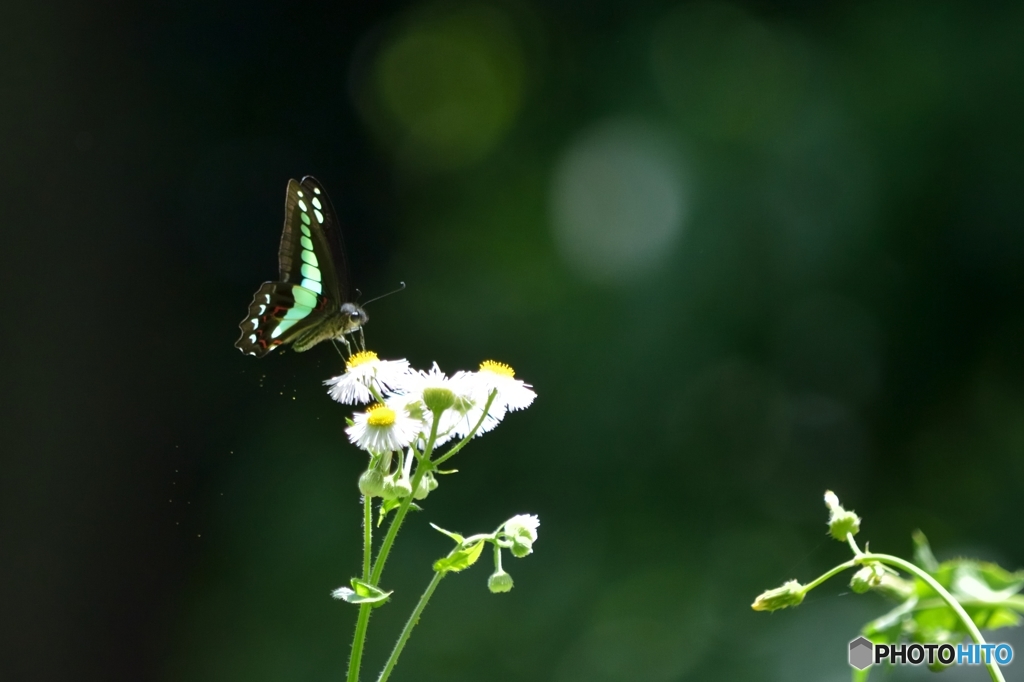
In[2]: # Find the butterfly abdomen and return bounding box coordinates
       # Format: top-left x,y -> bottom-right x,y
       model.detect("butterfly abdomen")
292,307 -> 368,352
293,313 -> 348,352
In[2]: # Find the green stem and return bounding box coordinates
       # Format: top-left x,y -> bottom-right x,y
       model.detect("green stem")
347,604 -> 372,682
370,413 -> 441,583
346,392 -> 494,682
801,558 -> 859,593
856,552 -> 1005,682
375,572 -> 447,682
796,536 -> 1007,682
347,413 -> 442,682
432,390 -> 497,467
347,495 -> 375,682
363,495 -> 372,582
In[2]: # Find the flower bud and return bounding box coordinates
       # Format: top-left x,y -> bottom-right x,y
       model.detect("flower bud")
824,490 -> 861,541
510,537 -> 533,558
503,514 -> 539,558
850,564 -> 884,594
751,580 -> 806,612
422,387 -> 456,414
873,571 -> 915,602
358,469 -> 386,498
504,514 -> 539,544
487,569 -> 514,594
413,471 -> 436,500
383,474 -> 412,500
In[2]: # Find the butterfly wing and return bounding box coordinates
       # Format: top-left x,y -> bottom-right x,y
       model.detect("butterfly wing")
235,282 -> 332,357
235,176 -> 350,357
278,176 -> 350,305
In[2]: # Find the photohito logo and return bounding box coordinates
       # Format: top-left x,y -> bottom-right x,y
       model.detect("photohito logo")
849,637 -> 1014,670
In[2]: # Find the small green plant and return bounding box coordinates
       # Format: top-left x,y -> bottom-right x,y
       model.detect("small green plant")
753,491 -> 1024,682
325,352 -> 539,682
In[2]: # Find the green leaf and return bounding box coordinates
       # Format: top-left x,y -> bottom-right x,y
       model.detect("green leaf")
951,562 -> 1024,601
862,597 -> 917,640
429,523 -> 464,544
332,579 -> 392,607
433,540 -> 485,574
977,607 -> 1022,630
911,530 -> 939,573
926,559 -> 1024,597
377,499 -> 421,527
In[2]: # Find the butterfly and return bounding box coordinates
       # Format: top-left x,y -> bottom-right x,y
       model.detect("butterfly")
235,176 -> 367,358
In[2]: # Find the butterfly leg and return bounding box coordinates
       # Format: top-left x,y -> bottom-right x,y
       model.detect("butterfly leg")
330,339 -> 347,361
357,327 -> 366,352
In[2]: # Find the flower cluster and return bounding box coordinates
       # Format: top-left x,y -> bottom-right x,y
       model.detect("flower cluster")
489,513 -> 541,593
324,352 -> 535,499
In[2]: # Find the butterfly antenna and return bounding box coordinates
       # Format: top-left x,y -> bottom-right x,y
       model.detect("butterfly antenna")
362,281 -> 406,307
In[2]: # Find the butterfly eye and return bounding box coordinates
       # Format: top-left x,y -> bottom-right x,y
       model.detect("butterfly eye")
350,311 -> 362,320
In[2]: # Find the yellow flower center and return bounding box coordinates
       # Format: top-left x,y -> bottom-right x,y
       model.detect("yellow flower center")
366,403 -> 396,427
479,360 -> 515,377
347,350 -> 379,370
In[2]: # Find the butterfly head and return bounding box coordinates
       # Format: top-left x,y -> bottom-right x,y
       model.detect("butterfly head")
340,302 -> 369,333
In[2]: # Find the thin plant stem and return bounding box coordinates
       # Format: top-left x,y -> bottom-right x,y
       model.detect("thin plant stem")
370,412 -> 442,582
347,413 -> 442,682
797,536 -> 1006,682
856,551 -> 1005,682
363,495 -> 372,582
802,559 -> 858,593
432,390 -> 497,467
347,390 -> 500,682
346,497 -> 376,682
375,571 -> 447,682
347,603 -> 372,682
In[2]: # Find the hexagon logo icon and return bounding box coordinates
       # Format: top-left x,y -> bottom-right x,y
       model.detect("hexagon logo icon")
849,636 -> 873,670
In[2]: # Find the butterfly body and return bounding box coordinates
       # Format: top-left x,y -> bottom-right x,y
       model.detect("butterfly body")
292,304 -> 368,352
236,177 -> 366,357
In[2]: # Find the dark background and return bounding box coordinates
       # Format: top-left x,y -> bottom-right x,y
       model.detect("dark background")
4,1 -> 1024,680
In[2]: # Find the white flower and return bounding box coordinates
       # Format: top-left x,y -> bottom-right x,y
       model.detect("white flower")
441,361 -> 534,441
396,364 -> 472,444
346,400 -> 422,454
474,360 -> 536,411
445,376 -> 507,441
325,351 -> 412,404
504,514 -> 540,558
504,514 -> 540,543
404,363 -> 472,401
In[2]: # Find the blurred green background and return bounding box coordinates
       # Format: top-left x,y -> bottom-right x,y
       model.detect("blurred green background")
4,1 -> 1024,680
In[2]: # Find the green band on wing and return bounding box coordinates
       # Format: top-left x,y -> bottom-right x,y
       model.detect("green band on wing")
301,249 -> 319,267
301,263 -> 321,281
301,212 -> 311,226
272,318 -> 299,339
301,278 -> 322,294
301,224 -> 312,237
292,286 -> 318,308
300,236 -> 314,250
283,305 -> 313,321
